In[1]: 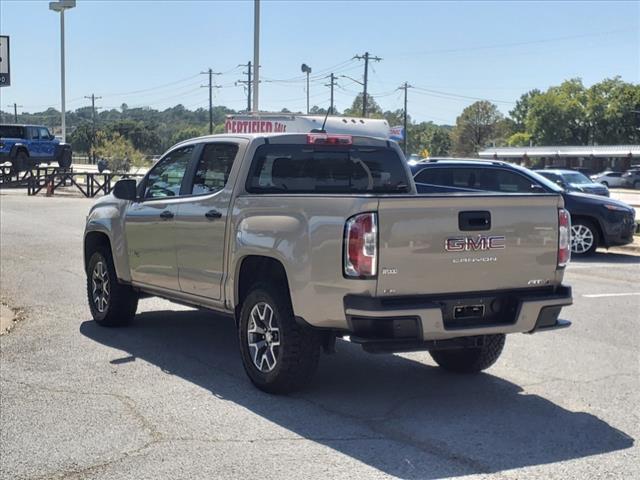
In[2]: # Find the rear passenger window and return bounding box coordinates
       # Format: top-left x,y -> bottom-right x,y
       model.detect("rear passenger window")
415,167 -> 539,193
247,144 -> 410,194
191,143 -> 238,195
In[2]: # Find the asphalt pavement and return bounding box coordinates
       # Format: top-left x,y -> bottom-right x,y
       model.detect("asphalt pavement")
0,190 -> 638,480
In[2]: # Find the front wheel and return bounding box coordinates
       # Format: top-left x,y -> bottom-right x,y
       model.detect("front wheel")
238,283 -> 321,394
430,334 -> 505,373
571,220 -> 599,256
87,248 -> 138,327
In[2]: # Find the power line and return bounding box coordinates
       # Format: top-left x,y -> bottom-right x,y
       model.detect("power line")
201,69 -> 222,134
412,85 -> 516,105
235,61 -> 253,112
397,82 -> 412,154
353,52 -> 382,117
83,94 -> 102,163
392,27 -> 635,57
6,103 -> 23,123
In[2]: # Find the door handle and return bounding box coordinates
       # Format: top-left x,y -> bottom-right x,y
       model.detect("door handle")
205,209 -> 222,220
159,210 -> 174,220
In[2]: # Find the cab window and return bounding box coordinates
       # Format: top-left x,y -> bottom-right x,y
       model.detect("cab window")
143,146 -> 194,199
39,127 -> 50,139
191,143 -> 238,195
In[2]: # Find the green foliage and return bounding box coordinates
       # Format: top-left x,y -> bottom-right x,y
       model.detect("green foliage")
510,89 -> 541,131
94,131 -> 147,173
452,101 -> 504,156
507,132 -> 532,147
343,93 -> 384,118
407,122 -> 452,156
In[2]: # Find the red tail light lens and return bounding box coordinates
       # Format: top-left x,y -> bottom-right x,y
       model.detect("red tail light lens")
344,213 -> 377,278
558,208 -> 571,267
307,133 -> 352,145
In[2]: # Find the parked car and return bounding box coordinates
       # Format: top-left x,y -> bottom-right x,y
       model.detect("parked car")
412,159 -> 636,256
0,124 -> 72,172
84,134 -> 573,393
534,169 -> 609,197
622,169 -> 640,189
590,171 -> 626,188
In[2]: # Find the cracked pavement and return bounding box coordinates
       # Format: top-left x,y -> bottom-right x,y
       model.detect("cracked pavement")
1,191 -> 638,479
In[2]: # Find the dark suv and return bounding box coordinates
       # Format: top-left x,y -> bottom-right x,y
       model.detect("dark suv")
0,124 -> 72,172
411,158 -> 636,255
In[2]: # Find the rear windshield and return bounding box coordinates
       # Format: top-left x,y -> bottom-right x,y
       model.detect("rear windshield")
246,144 -> 410,194
0,126 -> 25,139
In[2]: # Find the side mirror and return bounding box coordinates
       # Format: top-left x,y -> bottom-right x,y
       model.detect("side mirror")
113,179 -> 137,201
531,184 -> 546,193
49,134 -> 55,140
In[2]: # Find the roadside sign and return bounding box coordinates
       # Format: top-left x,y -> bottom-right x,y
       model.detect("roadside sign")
0,35 -> 10,87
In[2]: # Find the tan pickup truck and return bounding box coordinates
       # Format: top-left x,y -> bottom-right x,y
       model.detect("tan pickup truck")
84,133 -> 573,393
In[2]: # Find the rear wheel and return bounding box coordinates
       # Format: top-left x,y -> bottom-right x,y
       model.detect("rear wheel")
86,248 -> 138,327
430,334 -> 505,373
57,146 -> 72,169
571,219 -> 599,256
238,282 -> 321,393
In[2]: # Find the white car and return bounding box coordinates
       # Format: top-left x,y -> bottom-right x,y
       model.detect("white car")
590,171 -> 626,188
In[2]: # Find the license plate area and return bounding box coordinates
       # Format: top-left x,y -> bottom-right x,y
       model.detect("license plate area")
453,304 -> 485,319
442,294 -> 518,329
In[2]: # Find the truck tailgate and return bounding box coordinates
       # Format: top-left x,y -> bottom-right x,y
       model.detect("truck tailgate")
376,194 -> 563,296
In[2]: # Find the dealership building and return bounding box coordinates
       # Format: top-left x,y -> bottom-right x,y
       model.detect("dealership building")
478,145 -> 640,172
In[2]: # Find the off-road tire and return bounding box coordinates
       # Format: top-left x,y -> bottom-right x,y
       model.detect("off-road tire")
571,219 -> 599,256
430,334 -> 506,373
12,150 -> 28,173
238,282 -> 321,394
87,247 -> 138,327
57,146 -> 72,169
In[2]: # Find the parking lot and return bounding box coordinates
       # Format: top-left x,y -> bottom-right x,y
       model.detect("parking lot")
1,190 -> 638,479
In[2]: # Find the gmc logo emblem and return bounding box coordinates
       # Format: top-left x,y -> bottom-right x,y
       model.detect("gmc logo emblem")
445,235 -> 506,252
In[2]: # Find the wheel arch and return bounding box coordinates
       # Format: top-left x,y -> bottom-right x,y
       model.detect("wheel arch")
84,231 -> 112,274
571,215 -> 604,247
234,255 -> 291,323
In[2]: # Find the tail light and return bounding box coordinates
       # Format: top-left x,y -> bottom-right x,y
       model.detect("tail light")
344,213 -> 377,278
558,208 -> 571,267
307,133 -> 352,145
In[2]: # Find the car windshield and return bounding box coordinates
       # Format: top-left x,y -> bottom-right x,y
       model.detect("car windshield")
562,172 -> 593,184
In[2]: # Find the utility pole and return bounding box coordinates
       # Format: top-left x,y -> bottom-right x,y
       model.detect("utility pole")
398,82 -> 412,154
353,51 -> 381,117
201,68 -> 221,134
301,64 -> 312,114
325,73 -> 337,114
252,0 -> 260,114
84,94 -> 102,163
7,103 -> 22,123
236,61 -> 252,112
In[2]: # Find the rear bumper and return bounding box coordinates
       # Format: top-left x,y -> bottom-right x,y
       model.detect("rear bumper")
343,286 -> 573,344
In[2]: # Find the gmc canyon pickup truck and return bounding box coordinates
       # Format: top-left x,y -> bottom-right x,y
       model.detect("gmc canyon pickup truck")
84,133 -> 573,393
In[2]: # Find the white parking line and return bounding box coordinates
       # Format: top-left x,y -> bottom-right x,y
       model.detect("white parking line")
582,292 -> 640,298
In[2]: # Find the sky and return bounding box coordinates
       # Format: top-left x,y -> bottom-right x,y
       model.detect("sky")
0,0 -> 638,125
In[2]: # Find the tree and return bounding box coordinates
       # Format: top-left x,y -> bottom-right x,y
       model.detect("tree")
525,79 -> 589,145
451,101 -> 503,156
510,89 -> 541,131
507,132 -> 532,147
94,132 -> 147,173
67,123 -> 93,154
343,93 -> 383,118
586,77 -> 640,144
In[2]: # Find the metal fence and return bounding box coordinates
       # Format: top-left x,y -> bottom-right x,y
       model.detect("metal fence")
0,166 -> 144,198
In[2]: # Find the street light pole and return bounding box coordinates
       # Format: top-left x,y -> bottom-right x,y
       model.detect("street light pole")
49,1 -> 76,143
301,64 -> 312,114
252,0 -> 260,114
